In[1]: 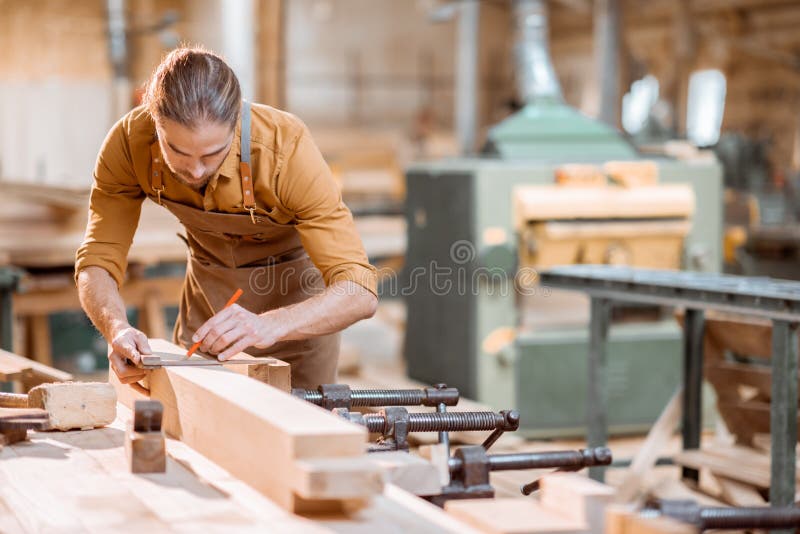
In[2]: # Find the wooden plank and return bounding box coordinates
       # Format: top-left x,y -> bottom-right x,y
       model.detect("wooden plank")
293,456 -> 385,500
670,443 -> 800,490
713,474 -> 767,506
0,407 -> 316,532
703,313 -> 773,359
0,392 -> 27,408
113,338 -> 370,512
539,473 -> 615,534
0,428 -> 174,532
615,388 -> 682,503
445,498 -> 588,533
512,184 -> 694,227
706,360 -> 784,401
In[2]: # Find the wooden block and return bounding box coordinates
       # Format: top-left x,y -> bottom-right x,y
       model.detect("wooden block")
0,428 -> 27,446
540,473 -> 615,534
555,164 -> 607,187
225,354 -> 291,392
27,381 -> 116,431
603,160 -> 659,187
445,498 -> 588,534
417,443 -> 451,486
113,338 -> 370,512
368,451 -> 442,496
292,456 -> 384,499
126,426 -> 166,473
625,514 -> 697,534
604,504 -> 636,534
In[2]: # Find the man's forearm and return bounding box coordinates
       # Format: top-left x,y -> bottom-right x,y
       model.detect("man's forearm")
269,280 -> 378,341
77,266 -> 130,341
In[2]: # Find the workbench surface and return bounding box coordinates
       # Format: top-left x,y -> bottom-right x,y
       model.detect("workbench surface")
0,404 -> 469,534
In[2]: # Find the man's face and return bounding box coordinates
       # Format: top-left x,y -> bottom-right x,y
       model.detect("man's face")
155,117 -> 235,191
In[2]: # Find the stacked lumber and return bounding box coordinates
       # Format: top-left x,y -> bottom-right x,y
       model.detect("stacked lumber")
702,312 -> 798,447
0,180 -> 186,269
443,472 -> 699,534
673,444 -> 796,505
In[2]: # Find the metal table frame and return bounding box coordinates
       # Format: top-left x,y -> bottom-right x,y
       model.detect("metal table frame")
540,266 -> 799,509
0,267 -> 20,352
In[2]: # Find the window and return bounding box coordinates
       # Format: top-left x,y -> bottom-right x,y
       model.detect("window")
622,75 -> 659,135
686,69 -> 726,146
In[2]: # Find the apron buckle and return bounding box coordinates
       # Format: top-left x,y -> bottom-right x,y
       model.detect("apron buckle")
247,207 -> 256,224
154,186 -> 165,206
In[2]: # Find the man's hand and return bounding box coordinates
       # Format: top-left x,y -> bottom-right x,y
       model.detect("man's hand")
109,326 -> 152,384
193,304 -> 283,361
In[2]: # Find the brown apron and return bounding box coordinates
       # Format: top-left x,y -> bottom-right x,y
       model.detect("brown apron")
146,105 -> 339,389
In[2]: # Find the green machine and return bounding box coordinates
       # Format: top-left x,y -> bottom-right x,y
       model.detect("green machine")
403,1 -> 722,438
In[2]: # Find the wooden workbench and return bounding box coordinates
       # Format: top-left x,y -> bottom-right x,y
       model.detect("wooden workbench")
0,404 -> 473,533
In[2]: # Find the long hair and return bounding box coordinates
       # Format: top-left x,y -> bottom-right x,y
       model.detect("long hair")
143,46 -> 241,129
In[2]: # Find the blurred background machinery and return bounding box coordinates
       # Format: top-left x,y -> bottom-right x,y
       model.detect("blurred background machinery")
403,0 -> 723,437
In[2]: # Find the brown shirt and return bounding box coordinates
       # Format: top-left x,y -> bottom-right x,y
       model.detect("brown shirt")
75,104 -> 377,295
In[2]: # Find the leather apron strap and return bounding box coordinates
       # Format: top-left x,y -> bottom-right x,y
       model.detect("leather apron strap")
240,100 -> 257,223
150,142 -> 165,205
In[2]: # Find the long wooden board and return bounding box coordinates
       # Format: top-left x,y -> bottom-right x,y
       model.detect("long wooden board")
112,339 -> 370,512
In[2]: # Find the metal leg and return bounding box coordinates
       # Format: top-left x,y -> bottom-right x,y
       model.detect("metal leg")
0,286 -> 11,353
681,308 -> 705,484
588,297 -> 611,481
770,320 -> 798,515
0,267 -> 18,352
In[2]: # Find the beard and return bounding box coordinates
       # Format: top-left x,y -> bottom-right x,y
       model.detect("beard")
168,163 -> 221,191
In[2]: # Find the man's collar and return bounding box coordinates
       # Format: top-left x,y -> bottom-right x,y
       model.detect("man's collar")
216,120 -> 242,180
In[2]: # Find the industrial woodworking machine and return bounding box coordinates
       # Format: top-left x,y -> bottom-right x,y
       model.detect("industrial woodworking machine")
402,0 -> 722,437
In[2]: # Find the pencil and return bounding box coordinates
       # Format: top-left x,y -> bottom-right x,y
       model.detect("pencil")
185,288 -> 244,357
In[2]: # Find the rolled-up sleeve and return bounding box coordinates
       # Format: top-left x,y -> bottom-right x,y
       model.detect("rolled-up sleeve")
74,118 -> 145,288
276,124 -> 378,296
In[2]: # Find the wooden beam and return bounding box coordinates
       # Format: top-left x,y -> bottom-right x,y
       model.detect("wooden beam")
445,498 -> 588,533
292,456 -> 384,500
112,338 -> 371,512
